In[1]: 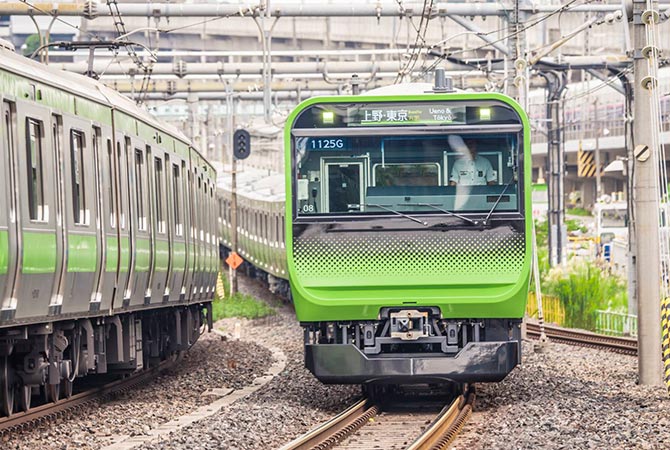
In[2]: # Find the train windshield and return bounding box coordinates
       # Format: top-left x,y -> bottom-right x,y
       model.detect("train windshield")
290,100 -> 524,218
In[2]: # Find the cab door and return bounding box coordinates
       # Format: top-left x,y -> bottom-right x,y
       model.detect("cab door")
322,159 -> 366,213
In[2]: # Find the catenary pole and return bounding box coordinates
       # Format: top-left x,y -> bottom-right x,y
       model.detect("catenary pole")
630,0 -> 662,385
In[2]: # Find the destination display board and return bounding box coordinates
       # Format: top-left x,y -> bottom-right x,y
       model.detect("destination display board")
290,100 -> 522,129
347,104 -> 467,127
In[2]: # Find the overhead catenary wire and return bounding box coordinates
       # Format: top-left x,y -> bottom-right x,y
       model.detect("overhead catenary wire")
419,0 -> 587,77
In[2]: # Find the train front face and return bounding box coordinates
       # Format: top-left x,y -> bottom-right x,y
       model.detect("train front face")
285,94 -> 532,385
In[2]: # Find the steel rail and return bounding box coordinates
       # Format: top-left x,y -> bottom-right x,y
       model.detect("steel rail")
526,322 -> 638,356
279,398 -> 379,450
0,359 -> 174,434
406,388 -> 475,450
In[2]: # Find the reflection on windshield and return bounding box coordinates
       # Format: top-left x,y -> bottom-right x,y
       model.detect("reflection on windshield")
294,133 -> 520,216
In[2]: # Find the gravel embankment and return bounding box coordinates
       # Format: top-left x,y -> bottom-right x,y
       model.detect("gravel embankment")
3,327 -> 273,450
455,341 -> 670,449
139,276 -> 360,450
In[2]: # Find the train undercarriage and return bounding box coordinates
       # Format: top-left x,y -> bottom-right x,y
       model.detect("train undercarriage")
0,303 -> 210,417
302,308 -> 522,385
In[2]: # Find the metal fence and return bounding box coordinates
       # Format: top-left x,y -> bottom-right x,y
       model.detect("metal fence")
526,292 -> 565,326
595,309 -> 638,337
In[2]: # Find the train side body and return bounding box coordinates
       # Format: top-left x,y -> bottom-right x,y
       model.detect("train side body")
0,47 -> 217,416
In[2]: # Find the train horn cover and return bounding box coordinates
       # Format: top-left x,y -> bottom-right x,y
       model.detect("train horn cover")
233,129 -> 251,160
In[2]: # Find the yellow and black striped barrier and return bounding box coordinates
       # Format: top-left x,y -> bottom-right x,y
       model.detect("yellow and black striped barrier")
578,148 -> 597,178
662,297 -> 670,392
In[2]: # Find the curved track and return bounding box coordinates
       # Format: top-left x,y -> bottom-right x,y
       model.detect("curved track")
280,387 -> 475,450
0,359 -> 175,434
526,322 -> 638,356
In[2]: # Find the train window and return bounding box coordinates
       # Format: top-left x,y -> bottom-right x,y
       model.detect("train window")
173,164 -> 183,236
182,162 -> 189,237
164,154 -> 172,236
107,140 -> 116,228
26,118 -> 46,221
204,183 -> 210,244
134,149 -> 146,231
116,143 -> 125,230
281,216 -> 285,243
70,130 -> 87,225
154,157 -> 165,234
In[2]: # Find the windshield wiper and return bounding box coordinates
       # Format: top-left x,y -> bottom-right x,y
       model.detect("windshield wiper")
403,203 -> 479,225
364,203 -> 428,226
483,176 -> 516,225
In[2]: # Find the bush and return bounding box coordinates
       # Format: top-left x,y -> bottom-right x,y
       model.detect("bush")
543,260 -> 627,330
567,207 -> 592,217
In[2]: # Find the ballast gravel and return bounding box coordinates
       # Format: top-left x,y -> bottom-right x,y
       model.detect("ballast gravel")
135,277 -> 670,450
3,327 -> 273,450
455,340 -> 670,449
138,276 -> 360,450
10,272 -> 669,450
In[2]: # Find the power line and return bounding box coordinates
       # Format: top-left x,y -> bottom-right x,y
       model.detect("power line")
420,0 -> 587,76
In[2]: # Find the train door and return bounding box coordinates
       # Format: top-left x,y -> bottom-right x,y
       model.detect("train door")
13,100 -> 58,321
90,125 -> 111,311
168,159 -> 186,303
321,158 -> 367,213
112,131 -> 132,310
0,101 -> 20,321
130,142 -> 151,306
100,136 -> 120,311
180,161 -> 192,302
49,114 -> 67,316
161,153 -> 175,303
60,116 -> 100,315
149,153 -> 169,304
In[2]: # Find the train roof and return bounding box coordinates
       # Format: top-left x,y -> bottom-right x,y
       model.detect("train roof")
0,46 -> 207,160
215,164 -> 284,203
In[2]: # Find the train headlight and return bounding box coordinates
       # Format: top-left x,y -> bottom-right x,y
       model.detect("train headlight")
322,111 -> 335,124
479,107 -> 491,121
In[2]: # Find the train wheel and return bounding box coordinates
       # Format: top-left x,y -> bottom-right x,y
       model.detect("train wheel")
17,384 -> 31,412
1,357 -> 13,416
61,379 -> 73,399
47,383 -> 60,403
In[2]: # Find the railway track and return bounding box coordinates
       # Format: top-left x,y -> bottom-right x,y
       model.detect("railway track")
0,358 -> 175,434
280,387 -> 475,450
526,322 -> 638,356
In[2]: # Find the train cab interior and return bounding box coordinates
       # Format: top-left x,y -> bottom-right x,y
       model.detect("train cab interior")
294,133 -> 521,219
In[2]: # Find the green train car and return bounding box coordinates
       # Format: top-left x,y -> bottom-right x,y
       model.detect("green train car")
0,42 -> 218,416
217,164 -> 289,296
285,88 -> 532,384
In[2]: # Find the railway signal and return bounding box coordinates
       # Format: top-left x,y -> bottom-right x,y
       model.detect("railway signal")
233,129 -> 251,160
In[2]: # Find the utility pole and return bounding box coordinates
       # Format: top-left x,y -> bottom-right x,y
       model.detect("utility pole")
544,71 -> 567,266
594,97 -> 602,201
630,0 -> 662,385
226,84 -> 239,295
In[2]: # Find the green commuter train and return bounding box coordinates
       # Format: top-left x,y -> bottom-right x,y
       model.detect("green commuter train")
220,84 -> 532,385
0,42 -> 218,416
286,89 -> 531,384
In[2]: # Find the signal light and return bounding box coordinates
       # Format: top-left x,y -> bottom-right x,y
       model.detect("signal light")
479,107 -> 492,121
233,129 -> 251,160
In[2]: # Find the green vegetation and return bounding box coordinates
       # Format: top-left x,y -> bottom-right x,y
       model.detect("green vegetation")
566,207 -> 592,217
23,34 -> 42,58
211,292 -> 276,320
211,273 -> 276,321
532,219 -> 627,331
543,260 -> 627,330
